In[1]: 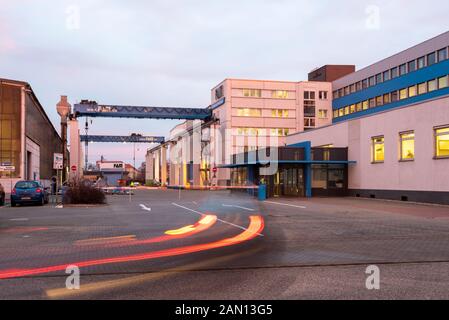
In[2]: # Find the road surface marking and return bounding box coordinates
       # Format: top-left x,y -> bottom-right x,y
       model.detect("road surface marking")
222,204 -> 255,212
172,203 -> 264,237
139,204 -> 152,212
264,201 -> 307,209
9,218 -> 29,221
75,235 -> 136,246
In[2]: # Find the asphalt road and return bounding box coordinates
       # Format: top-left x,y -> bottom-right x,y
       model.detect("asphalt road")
0,189 -> 448,299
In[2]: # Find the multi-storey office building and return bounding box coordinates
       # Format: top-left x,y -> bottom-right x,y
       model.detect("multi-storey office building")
147,78 -> 334,187
287,31 -> 449,204
0,78 -> 64,189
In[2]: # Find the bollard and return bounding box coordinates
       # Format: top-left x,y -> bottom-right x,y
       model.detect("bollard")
258,184 -> 267,201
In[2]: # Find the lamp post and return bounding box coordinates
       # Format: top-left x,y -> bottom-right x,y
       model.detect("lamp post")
56,96 -> 72,184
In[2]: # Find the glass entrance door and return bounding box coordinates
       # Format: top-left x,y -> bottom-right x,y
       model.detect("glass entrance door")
283,167 -> 304,197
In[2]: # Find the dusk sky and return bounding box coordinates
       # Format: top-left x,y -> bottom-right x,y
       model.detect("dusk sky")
1,0 -> 448,166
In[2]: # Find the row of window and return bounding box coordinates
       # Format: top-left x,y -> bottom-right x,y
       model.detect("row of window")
333,46 -> 449,99
235,128 -> 291,136
371,126 -> 449,163
334,74 -> 449,118
241,89 -> 329,100
235,108 -> 328,119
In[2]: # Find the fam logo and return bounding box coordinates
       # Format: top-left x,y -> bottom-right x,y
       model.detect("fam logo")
113,163 -> 124,169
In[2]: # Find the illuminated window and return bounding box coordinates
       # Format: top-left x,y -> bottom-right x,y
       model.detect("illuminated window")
350,104 -> 356,113
272,90 -> 289,99
339,108 -> 344,117
344,106 -> 350,115
376,96 -> 383,106
418,82 -> 427,95
408,85 -> 417,98
400,131 -> 415,161
318,109 -> 328,118
271,109 -> 289,118
243,89 -> 261,98
372,136 -> 385,163
362,100 -> 369,110
236,108 -> 262,117
399,88 -> 408,100
383,93 -> 391,104
356,103 -> 362,112
270,128 -> 289,136
237,128 -> 261,136
428,79 -> 437,92
438,76 -> 448,89
435,126 -> 449,158
333,110 -> 338,118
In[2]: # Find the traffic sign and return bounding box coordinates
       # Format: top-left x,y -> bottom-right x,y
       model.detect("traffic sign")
0,165 -> 15,172
71,165 -> 77,172
53,153 -> 63,170
212,167 -> 217,173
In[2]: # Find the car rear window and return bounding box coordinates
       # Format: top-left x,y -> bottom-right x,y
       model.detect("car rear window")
15,181 -> 39,189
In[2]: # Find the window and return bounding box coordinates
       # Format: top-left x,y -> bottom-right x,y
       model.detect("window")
304,101 -> 316,116
391,67 -> 398,79
376,96 -> 383,106
362,79 -> 368,89
438,48 -> 448,62
372,136 -> 385,163
350,84 -> 356,94
400,131 -> 415,161
383,93 -> 391,104
369,98 -> 376,108
383,70 -> 391,82
333,91 -> 339,99
399,64 -> 407,76
319,91 -> 328,100
272,90 -> 288,99
318,109 -> 328,118
438,76 -> 448,89
427,52 -> 436,66
270,128 -> 289,136
376,73 -> 382,84
338,89 -> 343,97
339,108 -> 344,117
271,109 -> 289,118
408,60 -> 416,73
435,126 -> 449,158
356,102 -> 362,112
391,91 -> 399,102
418,82 -> 427,95
369,76 -> 375,87
399,88 -> 408,100
350,104 -> 356,113
417,56 -> 426,69
304,118 -> 316,128
362,100 -> 369,110
243,89 -> 261,97
304,91 -> 316,100
333,110 -> 338,118
237,128 -> 262,136
344,106 -> 350,115
236,108 -> 262,117
428,79 -> 437,92
408,85 -> 417,98
356,82 -> 362,91
344,86 -> 350,95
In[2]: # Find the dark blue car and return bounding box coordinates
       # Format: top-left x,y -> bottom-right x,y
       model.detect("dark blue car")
11,181 -> 49,207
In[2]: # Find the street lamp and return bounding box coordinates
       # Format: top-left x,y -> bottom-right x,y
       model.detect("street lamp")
56,95 -> 72,184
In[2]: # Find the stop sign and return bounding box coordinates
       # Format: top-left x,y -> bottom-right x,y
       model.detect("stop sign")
71,165 -> 77,172
212,167 -> 217,173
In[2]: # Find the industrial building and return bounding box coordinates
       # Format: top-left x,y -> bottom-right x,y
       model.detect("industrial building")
0,78 -> 64,189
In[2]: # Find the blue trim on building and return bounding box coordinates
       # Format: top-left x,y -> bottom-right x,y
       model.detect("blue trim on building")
333,59 -> 449,111
334,87 -> 449,123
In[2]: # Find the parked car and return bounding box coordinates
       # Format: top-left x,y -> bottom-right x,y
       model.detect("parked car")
0,183 -> 5,206
11,181 -> 49,207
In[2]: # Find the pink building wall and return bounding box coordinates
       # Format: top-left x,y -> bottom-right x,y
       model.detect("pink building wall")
287,96 -> 449,192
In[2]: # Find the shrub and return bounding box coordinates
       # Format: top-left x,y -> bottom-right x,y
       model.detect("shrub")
64,180 -> 106,205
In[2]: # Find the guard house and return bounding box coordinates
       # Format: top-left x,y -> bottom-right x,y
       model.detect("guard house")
220,143 -> 355,198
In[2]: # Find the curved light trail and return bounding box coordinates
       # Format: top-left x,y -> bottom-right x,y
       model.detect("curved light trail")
0,216 -> 264,280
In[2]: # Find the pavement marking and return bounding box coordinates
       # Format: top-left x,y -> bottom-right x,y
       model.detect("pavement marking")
172,202 -> 264,237
9,218 -> 29,221
264,201 -> 307,209
75,235 -> 136,245
139,204 -> 152,212
222,204 -> 255,212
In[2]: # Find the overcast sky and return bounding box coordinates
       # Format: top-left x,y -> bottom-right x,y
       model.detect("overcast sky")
1,0 -> 448,166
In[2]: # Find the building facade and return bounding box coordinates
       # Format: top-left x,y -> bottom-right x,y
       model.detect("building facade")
0,78 -> 64,190
287,31 -> 449,204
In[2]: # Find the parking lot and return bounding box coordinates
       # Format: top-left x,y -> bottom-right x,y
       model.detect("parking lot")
0,189 -> 448,299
